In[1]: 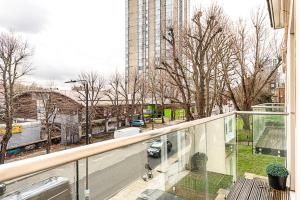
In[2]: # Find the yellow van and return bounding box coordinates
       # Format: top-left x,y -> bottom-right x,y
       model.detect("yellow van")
0,125 -> 22,135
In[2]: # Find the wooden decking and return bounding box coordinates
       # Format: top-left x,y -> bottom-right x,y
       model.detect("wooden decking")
226,178 -> 290,200
255,127 -> 286,157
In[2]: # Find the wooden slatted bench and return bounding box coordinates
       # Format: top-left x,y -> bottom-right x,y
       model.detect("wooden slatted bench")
226,178 -> 290,200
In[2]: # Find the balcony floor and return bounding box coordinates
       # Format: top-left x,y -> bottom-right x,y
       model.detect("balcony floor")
226,178 -> 290,200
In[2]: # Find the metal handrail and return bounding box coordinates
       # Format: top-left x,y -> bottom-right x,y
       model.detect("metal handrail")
235,111 -> 288,115
0,111 -> 288,182
253,103 -> 285,106
252,105 -> 285,107
252,103 -> 285,109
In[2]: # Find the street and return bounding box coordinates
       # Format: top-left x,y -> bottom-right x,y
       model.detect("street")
77,133 -> 179,199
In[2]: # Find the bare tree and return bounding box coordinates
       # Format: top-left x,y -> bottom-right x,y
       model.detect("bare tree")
184,4 -> 224,118
119,74 -> 130,126
148,69 -> 168,123
38,91 -> 58,154
156,71 -> 168,123
14,82 -> 42,94
207,20 -> 236,115
224,9 -> 282,129
0,32 -> 32,164
74,72 -> 104,139
137,74 -> 148,125
105,71 -> 123,129
128,71 -> 141,124
160,27 -> 194,121
159,4 -> 226,120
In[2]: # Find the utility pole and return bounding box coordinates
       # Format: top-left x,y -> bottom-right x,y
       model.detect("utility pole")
65,79 -> 90,199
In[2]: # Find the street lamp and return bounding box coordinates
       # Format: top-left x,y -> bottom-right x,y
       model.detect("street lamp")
65,79 -> 90,199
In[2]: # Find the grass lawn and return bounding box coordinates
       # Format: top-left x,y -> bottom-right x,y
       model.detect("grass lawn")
237,129 -> 253,142
236,117 -> 254,142
236,117 -> 253,130
237,144 -> 285,177
173,171 -> 233,199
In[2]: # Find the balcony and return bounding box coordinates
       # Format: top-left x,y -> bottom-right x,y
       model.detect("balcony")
252,103 -> 285,112
0,111 -> 288,200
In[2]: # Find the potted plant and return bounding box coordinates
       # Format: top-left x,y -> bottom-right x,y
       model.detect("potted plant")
266,163 -> 289,190
191,152 -> 208,172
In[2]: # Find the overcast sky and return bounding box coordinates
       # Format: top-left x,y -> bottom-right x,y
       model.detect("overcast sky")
0,0 -> 265,88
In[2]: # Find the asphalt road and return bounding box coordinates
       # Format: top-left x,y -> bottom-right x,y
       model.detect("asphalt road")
80,133 -> 179,199
147,133 -> 179,170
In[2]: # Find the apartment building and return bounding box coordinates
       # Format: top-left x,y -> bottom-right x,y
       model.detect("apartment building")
125,0 -> 190,93
267,0 -> 298,194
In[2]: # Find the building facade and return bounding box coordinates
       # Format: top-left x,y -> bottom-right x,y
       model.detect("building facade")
13,91 -> 83,144
125,0 -> 190,93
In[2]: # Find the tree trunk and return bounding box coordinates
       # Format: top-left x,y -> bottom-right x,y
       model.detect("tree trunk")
46,128 -> 51,154
0,120 -> 13,164
241,114 -> 250,131
218,96 -> 224,114
198,75 -> 206,119
0,141 -> 8,164
0,135 -> 11,164
171,106 -> 175,121
116,114 -> 120,129
219,104 -> 224,114
89,119 -> 92,143
161,104 -> 165,124
104,118 -> 108,132
241,103 -> 252,130
185,104 -> 194,121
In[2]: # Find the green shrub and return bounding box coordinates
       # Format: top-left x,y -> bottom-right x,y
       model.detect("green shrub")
191,152 -> 208,172
266,164 -> 289,177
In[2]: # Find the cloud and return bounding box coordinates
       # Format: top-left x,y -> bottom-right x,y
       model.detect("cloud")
0,0 -> 48,33
31,64 -> 78,82
0,0 -> 125,88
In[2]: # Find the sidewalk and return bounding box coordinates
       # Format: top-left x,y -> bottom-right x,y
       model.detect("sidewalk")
5,143 -> 80,163
109,155 -> 188,200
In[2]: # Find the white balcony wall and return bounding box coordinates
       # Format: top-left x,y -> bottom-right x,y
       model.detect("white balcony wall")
206,118 -> 227,174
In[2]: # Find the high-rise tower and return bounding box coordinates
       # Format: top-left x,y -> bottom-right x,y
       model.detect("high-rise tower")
125,0 -> 190,93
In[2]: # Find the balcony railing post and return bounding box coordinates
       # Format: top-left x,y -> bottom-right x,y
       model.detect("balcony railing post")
76,160 -> 79,200
235,112 -> 238,181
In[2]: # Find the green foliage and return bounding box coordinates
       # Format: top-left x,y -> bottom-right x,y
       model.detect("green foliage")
265,118 -> 285,127
191,152 -> 208,171
176,172 -> 233,195
192,152 -> 208,161
236,117 -> 253,130
237,145 -> 285,177
266,163 -> 289,177
237,130 -> 253,142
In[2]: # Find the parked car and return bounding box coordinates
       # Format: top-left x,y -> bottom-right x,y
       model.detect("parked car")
131,120 -> 145,127
147,139 -> 172,158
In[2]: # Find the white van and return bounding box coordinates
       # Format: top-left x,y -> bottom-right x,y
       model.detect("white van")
114,127 -> 141,139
